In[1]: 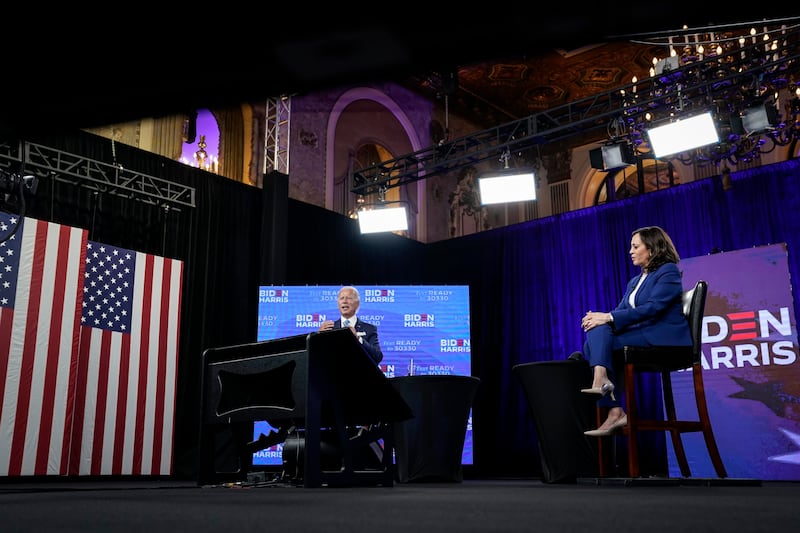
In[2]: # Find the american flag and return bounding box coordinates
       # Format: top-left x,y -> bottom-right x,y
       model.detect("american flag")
0,210 -> 183,477
0,211 -> 87,476
69,240 -> 183,476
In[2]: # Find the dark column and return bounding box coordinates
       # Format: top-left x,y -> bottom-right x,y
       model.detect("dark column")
259,170 -> 288,284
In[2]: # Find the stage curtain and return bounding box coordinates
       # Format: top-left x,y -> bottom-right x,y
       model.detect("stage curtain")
13,129 -> 800,479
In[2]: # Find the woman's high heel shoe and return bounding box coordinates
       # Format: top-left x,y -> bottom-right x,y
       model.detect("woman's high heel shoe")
584,415 -> 628,437
580,382 -> 616,401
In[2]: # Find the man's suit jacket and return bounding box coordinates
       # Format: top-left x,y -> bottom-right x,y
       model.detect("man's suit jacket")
334,318 -> 384,364
609,262 -> 692,346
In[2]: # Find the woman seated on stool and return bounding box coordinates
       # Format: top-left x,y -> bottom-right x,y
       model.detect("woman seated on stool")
579,225 -> 692,436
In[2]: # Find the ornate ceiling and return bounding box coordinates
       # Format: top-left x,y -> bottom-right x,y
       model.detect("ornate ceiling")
421,41 -> 660,129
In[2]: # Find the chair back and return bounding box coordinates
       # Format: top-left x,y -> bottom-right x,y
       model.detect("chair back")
683,280 -> 708,359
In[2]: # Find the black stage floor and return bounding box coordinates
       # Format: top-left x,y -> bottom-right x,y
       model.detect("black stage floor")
1,476 -> 797,532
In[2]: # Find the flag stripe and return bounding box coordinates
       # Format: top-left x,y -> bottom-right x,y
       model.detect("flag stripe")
58,228 -> 88,475
132,253 -> 154,475
35,224 -> 75,474
150,260 -> 165,474
111,332 -> 132,475
0,310 -> 12,423
151,258 -> 169,474
59,232 -> 87,475
90,331 -> 112,473
43,223 -> 86,476
120,331 -> 137,475
0,215 -> 86,476
69,328 -> 93,475
161,259 -> 182,474
35,240 -> 64,472
8,220 -> 48,475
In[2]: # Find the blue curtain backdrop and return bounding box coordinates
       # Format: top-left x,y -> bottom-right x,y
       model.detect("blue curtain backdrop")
425,158 -> 800,477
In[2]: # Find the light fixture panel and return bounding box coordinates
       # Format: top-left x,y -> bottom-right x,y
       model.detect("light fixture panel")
646,112 -> 719,159
655,55 -> 680,75
478,171 -> 536,205
357,205 -> 409,234
589,143 -> 635,171
741,102 -> 779,134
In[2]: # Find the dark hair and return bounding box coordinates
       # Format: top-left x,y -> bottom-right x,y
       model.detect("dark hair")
633,226 -> 680,272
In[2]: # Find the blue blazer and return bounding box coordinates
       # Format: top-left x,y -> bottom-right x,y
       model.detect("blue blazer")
334,318 -> 384,364
609,262 -> 692,346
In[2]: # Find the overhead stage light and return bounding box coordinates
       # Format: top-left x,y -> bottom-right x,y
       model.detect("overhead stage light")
478,169 -> 536,205
654,55 -> 681,76
741,101 -> 780,134
478,148 -> 537,205
589,142 -> 636,171
1,171 -> 38,195
646,112 -> 719,159
357,203 -> 409,234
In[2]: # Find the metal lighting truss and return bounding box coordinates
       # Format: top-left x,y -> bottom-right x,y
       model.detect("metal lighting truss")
0,140 -> 195,210
352,21 -> 800,197
264,95 -> 292,175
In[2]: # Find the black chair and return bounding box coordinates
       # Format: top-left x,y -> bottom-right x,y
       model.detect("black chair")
593,279 -> 728,479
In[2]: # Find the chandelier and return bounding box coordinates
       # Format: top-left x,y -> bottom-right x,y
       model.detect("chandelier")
609,18 -> 800,168
178,134 -> 219,173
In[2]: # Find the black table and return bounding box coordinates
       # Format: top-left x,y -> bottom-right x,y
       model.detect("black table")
513,360 -> 599,483
390,375 -> 480,483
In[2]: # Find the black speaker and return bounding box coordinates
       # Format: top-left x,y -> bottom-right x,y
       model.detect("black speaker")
589,143 -> 635,171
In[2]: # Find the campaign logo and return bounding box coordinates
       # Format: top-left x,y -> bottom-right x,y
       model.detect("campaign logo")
405,313 -> 435,327
253,447 -> 283,460
259,288 -> 288,303
296,313 -> 326,328
380,363 -> 396,378
440,338 -> 471,353
365,289 -> 395,303
702,307 -> 798,369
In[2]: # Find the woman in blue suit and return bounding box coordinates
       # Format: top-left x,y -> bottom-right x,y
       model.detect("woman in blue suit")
579,226 -> 691,436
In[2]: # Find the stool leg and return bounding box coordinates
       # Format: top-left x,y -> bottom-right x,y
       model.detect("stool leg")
624,364 -> 640,478
692,364 -> 728,478
662,370 -> 691,477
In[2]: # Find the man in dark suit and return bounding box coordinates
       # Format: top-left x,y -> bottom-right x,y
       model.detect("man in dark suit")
319,285 -> 383,364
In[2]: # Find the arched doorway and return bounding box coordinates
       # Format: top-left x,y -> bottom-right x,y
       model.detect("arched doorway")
180,109 -> 220,173
326,88 -> 427,241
